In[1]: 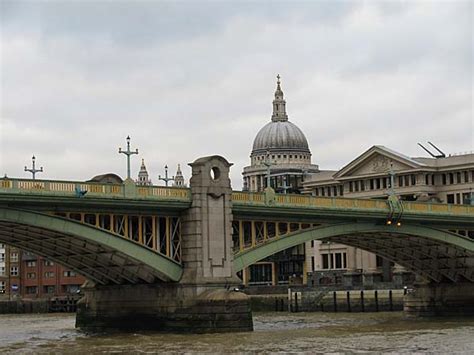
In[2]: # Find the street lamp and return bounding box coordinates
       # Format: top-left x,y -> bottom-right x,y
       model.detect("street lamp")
24,155 -> 43,180
159,165 -> 175,187
118,136 -> 139,180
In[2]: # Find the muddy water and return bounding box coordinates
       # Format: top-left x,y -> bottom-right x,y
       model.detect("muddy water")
1,312 -> 473,353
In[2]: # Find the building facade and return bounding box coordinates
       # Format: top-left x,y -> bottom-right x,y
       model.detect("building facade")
303,146 -> 474,286
20,252 -> 86,299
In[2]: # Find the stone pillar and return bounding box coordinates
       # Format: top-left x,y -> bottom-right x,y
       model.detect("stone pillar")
76,156 -> 253,333
404,282 -> 474,317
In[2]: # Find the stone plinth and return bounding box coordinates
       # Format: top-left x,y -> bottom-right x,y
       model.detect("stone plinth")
404,282 -> 474,317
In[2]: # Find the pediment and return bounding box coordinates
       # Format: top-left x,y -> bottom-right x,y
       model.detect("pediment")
334,146 -> 424,179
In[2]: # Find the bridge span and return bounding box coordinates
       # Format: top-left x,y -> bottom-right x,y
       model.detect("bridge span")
1,155 -> 474,330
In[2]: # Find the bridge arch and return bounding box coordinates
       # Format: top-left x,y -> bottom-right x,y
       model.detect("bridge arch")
233,223 -> 474,283
0,208 -> 183,284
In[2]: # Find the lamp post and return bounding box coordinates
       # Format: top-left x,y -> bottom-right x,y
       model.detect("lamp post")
159,165 -> 175,187
118,136 -> 138,180
24,155 -> 43,180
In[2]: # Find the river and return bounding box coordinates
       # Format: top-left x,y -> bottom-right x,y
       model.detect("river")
0,312 -> 473,353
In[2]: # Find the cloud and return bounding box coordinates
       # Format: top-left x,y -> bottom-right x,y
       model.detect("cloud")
0,0 -> 472,187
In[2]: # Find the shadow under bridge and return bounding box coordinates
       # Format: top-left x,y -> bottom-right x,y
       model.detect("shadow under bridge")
0,208 -> 183,285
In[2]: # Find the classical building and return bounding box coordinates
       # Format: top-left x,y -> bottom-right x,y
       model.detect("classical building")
241,76 -> 318,285
243,75 -> 319,194
303,145 -> 474,286
241,76 -> 474,288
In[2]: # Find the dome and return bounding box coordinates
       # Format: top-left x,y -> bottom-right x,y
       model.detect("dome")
252,120 -> 310,154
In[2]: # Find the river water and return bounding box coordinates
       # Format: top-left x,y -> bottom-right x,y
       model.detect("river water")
0,312 -> 473,353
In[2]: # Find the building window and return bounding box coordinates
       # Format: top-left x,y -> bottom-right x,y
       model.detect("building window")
44,271 -> 55,278
10,252 -> 18,262
63,270 -> 77,277
0,253 -> 4,262
449,173 -> 454,184
26,261 -> 36,267
447,194 -> 455,204
464,171 -> 469,183
404,175 -> 410,186
43,285 -> 56,294
311,256 -> 315,271
322,254 -> 330,269
442,174 -> 447,185
411,175 -> 416,185
0,281 -> 5,293
349,182 -> 353,193
26,286 -> 37,295
339,186 -> 344,196
10,266 -> 19,276
456,172 -> 461,184
0,266 -> 5,276
44,260 -> 54,266
27,272 -> 36,279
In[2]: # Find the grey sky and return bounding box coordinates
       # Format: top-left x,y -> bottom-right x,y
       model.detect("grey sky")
1,0 -> 472,188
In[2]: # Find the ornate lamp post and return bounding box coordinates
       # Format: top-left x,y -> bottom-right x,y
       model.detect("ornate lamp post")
159,165 -> 175,187
118,136 -> 139,180
24,155 -> 43,180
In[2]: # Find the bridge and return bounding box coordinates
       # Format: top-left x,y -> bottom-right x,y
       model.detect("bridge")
1,155 -> 474,331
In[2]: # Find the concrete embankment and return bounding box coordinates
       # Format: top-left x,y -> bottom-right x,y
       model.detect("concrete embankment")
248,288 -> 405,312
0,298 -> 78,314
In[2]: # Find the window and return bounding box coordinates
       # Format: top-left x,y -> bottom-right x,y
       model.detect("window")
0,266 -> 5,276
0,281 -> 5,293
449,173 -> 454,184
27,272 -> 36,279
339,186 -> 344,196
44,260 -> 54,266
361,181 -> 365,191
44,271 -> 55,278
10,266 -> 19,276
311,257 -> 315,271
442,174 -> 447,185
10,252 -> 18,262
447,194 -> 455,204
63,270 -> 77,277
404,175 -> 410,186
411,175 -> 416,186
464,171 -> 469,183
26,261 -> 36,267
349,182 -> 353,193
431,174 -> 435,185
0,253 -> 4,262
43,285 -> 55,294
370,179 -> 375,190
26,286 -> 37,294
456,172 -> 461,184
322,254 -> 330,269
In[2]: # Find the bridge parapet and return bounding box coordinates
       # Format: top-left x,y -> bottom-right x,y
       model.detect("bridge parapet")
231,191 -> 474,218
0,177 -> 190,201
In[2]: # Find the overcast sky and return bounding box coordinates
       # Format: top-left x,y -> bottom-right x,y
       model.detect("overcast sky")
1,0 -> 472,189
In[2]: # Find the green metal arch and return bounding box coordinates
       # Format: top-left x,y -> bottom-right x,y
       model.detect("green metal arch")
233,222 -> 474,272
0,208 -> 183,282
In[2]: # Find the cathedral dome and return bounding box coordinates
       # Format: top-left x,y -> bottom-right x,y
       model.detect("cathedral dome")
252,121 -> 310,154
250,75 -> 311,156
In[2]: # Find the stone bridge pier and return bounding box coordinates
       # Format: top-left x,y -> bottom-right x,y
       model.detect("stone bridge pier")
404,282 -> 474,317
76,156 -> 253,332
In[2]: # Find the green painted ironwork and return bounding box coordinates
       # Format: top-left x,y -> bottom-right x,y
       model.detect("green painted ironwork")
233,222 -> 474,272
0,208 -> 183,282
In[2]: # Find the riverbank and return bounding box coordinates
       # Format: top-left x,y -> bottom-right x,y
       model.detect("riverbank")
0,298 -> 78,314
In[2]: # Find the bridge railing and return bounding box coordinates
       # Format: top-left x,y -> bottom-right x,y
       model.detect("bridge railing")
231,191 -> 474,216
0,178 -> 191,201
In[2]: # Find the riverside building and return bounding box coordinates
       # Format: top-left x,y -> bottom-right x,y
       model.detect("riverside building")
241,76 -> 474,287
